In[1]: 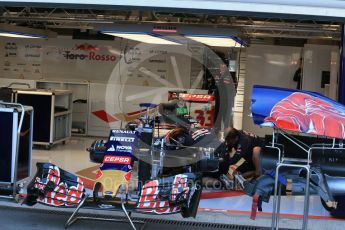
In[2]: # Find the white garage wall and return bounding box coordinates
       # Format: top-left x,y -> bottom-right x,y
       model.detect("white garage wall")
243,44 -> 303,137
0,37 -> 193,88
302,44 -> 338,97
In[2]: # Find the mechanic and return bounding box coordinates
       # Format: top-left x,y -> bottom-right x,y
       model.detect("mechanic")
213,53 -> 236,138
203,127 -> 263,189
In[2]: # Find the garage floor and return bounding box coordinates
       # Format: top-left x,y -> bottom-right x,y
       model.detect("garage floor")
26,137 -> 345,230
0,205 -> 268,230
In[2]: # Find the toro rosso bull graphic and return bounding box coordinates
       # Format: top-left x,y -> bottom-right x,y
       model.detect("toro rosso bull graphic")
240,85 -> 345,220
251,85 -> 345,139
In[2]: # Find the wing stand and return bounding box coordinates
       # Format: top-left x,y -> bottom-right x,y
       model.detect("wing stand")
64,193 -> 146,230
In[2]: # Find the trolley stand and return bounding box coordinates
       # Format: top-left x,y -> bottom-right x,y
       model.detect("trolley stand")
271,164 -> 310,230
270,129 -> 311,230
65,195 -> 146,230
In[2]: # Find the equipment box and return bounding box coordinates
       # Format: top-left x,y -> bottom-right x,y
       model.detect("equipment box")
15,89 -> 72,149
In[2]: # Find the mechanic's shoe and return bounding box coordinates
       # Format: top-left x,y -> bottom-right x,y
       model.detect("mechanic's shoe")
219,174 -> 234,190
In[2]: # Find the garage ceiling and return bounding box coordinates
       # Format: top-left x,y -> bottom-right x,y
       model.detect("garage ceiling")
0,6 -> 342,45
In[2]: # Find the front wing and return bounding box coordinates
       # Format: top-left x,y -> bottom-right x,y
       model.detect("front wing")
23,163 -> 202,218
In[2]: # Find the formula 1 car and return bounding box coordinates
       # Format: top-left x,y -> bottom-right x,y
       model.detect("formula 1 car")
23,93 -> 221,230
238,85 -> 345,227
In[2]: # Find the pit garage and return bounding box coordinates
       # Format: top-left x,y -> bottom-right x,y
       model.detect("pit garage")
1,1 -> 345,230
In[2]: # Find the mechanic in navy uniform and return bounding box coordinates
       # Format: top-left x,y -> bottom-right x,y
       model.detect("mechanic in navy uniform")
221,128 -> 263,178
204,127 -> 263,188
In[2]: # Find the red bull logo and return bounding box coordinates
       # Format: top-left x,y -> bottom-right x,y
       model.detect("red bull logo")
35,166 -> 85,207
75,43 -> 99,51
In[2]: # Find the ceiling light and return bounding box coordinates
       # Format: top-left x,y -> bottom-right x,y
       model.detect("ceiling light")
102,31 -> 181,45
0,31 -> 47,39
0,23 -> 56,39
185,35 -> 245,47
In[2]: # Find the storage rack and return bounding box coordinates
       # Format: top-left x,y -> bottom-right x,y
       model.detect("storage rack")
36,80 -> 89,136
15,89 -> 72,149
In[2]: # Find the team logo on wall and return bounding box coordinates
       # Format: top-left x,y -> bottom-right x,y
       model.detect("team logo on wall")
75,43 -> 99,52
61,43 -> 117,62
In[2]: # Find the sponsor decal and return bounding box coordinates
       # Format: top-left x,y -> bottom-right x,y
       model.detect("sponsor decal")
124,47 -> 141,64
105,191 -> 113,195
5,42 -> 17,50
152,25 -> 177,33
171,175 -> 189,201
34,177 -> 45,190
25,44 -> 42,49
5,42 -> 17,57
25,54 -> 41,58
191,128 -> 211,140
35,166 -> 84,207
62,51 -> 116,62
179,93 -> 214,102
109,136 -> 135,142
137,174 -> 190,214
5,52 -> 17,57
148,59 -> 166,63
103,155 -> 132,164
111,130 -> 136,134
116,145 -> 133,152
107,145 -> 132,152
107,145 -> 116,151
149,50 -> 168,55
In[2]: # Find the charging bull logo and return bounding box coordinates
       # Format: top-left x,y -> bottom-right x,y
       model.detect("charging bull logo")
264,92 -> 345,139
75,43 -> 99,52
34,165 -> 85,207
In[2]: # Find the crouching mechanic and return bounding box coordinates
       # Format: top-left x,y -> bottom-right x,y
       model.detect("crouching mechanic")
204,128 -> 263,189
